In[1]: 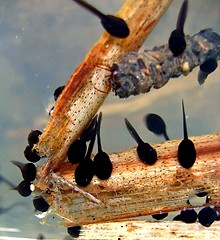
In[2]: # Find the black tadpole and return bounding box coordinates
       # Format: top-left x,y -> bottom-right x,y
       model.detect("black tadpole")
168,0 -> 188,56
72,0 -> 129,38
53,85 -> 65,101
94,112 -> 113,180
24,145 -> 41,163
67,226 -> 82,238
196,192 -> 208,198
13,180 -> 33,197
124,118 -> 157,165
67,139 -> 87,164
177,100 -> 196,169
198,58 -> 218,85
198,207 -> 217,227
145,113 -> 170,140
67,115 -> 98,164
179,209 -> 198,223
11,161 -> 36,182
74,119 -> 97,187
152,212 -> 168,220
33,196 -> 50,212
28,130 -> 42,147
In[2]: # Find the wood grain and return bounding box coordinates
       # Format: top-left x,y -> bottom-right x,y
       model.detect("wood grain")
36,133 -> 220,227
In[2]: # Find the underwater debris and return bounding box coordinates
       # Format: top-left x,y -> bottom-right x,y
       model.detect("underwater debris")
112,29 -> 220,98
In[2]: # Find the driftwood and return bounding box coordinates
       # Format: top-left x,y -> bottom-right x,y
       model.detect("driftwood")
37,133 -> 220,226
32,0 -> 220,238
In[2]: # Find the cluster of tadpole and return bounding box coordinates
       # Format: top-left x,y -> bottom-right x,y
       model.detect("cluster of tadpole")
68,112 -> 113,187
11,0 -> 219,238
66,99 -> 218,237
13,87 -> 218,238
12,129 -> 50,214
11,85 -> 70,226
125,100 -> 196,169
144,102 -> 219,227
12,85 -> 66,212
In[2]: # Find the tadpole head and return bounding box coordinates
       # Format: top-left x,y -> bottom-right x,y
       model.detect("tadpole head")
178,139 -> 196,168
74,159 -> 94,187
67,226 -> 82,238
198,58 -> 218,85
33,196 -> 50,212
24,145 -> 41,163
14,180 -> 33,197
145,113 -> 169,140
198,207 -> 217,227
137,142 -> 157,165
53,85 -> 65,101
67,139 -> 87,164
168,29 -> 186,56
101,15 -> 130,38
94,151 -> 113,180
28,130 -> 42,147
152,212 -> 168,220
180,209 -> 198,223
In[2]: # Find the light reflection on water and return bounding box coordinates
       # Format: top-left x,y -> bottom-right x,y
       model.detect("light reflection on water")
0,0 -> 219,238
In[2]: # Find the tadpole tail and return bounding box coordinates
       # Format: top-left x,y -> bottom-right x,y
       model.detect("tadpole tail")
96,112 -> 103,152
181,99 -> 188,140
124,118 -> 143,145
176,0 -> 188,31
72,0 -> 105,19
85,118 -> 97,159
81,114 -> 98,142
163,132 -> 170,141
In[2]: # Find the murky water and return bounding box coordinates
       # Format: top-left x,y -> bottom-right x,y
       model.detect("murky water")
0,0 -> 219,239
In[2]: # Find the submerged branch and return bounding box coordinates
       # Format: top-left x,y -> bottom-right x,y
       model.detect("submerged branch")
36,133 -> 220,227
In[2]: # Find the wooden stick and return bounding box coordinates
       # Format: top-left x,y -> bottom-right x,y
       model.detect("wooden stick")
36,133 -> 220,227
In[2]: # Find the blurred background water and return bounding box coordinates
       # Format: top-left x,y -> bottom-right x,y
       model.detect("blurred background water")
0,0 -> 219,239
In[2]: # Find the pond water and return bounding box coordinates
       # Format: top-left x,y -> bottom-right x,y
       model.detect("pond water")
0,0 -> 219,239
